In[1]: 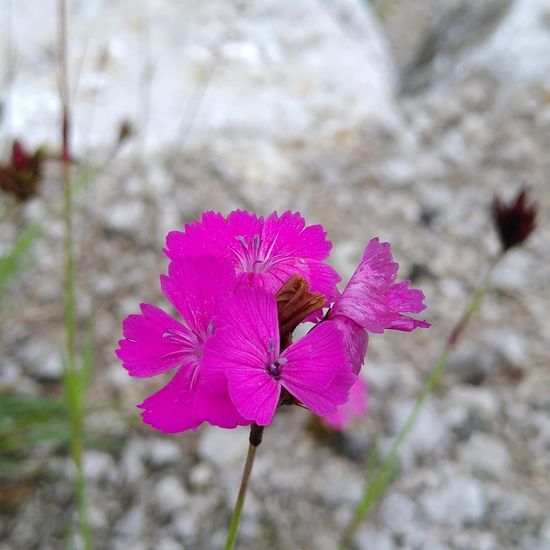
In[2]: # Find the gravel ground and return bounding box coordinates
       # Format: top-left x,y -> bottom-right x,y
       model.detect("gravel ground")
1,1 -> 549,549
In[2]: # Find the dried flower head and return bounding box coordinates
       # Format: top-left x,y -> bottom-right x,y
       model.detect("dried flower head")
0,140 -> 44,201
492,188 -> 537,251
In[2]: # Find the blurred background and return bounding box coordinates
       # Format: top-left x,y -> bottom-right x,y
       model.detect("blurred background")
0,0 -> 549,548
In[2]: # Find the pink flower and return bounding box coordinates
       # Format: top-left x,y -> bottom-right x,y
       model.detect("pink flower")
200,286 -> 356,426
117,211 -> 430,434
321,376 -> 368,430
116,256 -> 250,433
328,238 -> 429,371
165,210 -> 341,312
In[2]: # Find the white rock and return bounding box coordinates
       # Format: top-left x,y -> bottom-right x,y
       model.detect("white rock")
5,0 -> 400,162
189,463 -> 215,489
82,450 -> 116,484
105,200 -> 146,233
121,439 -> 146,484
458,433 -> 511,477
146,439 -> 181,467
198,426 -> 249,468
354,528 -> 396,550
389,398 -> 448,462
114,505 -> 145,542
380,492 -> 416,532
157,537 -> 184,550
154,475 -> 188,516
421,475 -> 486,525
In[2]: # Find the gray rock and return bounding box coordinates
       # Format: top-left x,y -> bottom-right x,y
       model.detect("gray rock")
105,200 -> 146,233
157,537 -> 184,550
380,492 -> 416,532
354,528 -> 396,550
189,463 -> 215,489
146,439 -> 181,467
153,476 -> 188,516
447,345 -> 501,385
421,475 -> 487,525
82,450 -> 116,484
458,433 -> 511,477
114,505 -> 145,543
389,398 -> 448,463
121,440 -> 146,485
198,426 -> 249,469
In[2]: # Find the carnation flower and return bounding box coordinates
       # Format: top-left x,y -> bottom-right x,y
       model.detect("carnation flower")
116,256 -> 250,432
165,210 -> 341,315
200,286 -> 356,426
117,210 -> 429,434
328,238 -> 429,372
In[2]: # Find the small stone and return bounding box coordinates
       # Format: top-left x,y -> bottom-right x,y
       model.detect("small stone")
154,476 -> 188,516
189,463 -> 215,489
389,398 -> 448,462
105,199 -> 145,233
114,506 -> 145,543
354,528 -> 396,550
381,492 -> 416,532
458,433 -> 511,477
146,439 -> 181,467
82,450 -> 116,484
121,439 -> 146,484
18,340 -> 63,381
157,537 -> 183,550
421,475 -> 486,525
198,426 -> 249,468
448,345 -> 500,385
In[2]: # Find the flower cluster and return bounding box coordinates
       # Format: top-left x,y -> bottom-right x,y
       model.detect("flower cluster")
117,210 -> 429,432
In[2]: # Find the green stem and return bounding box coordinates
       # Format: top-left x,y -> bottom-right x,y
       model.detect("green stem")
58,2 -> 91,548
339,255 -> 503,549
224,425 -> 264,550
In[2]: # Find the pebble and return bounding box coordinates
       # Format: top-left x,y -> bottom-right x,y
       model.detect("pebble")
82,450 -> 117,484
146,439 -> 181,467
153,476 -> 188,516
420,475 -> 487,525
198,426 -> 249,469
458,433 -> 511,477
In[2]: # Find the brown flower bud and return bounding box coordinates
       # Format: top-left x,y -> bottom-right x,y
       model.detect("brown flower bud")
276,275 -> 326,349
492,188 -> 537,252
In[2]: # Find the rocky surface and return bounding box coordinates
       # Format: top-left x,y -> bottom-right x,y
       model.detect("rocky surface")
1,1 -> 549,549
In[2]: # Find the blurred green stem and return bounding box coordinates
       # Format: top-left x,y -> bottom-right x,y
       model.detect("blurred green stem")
339,254 -> 503,549
224,425 -> 264,550
58,1 -> 92,548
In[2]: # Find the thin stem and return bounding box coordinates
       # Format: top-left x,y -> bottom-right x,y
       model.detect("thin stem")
58,2 -> 92,548
224,424 -> 264,550
339,254 -> 503,549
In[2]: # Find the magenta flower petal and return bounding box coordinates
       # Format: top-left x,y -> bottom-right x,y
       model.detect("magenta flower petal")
281,321 -> 354,416
201,286 -> 281,425
330,238 -> 429,333
332,316 -> 369,374
322,376 -> 368,430
165,211 -> 232,260
164,210 -> 340,310
260,210 -> 332,261
116,304 -> 198,378
138,367 -> 201,433
161,256 -> 236,338
191,386 -> 253,429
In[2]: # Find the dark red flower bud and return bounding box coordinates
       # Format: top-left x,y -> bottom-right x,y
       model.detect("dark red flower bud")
492,188 -> 537,251
0,140 -> 44,201
11,140 -> 28,171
